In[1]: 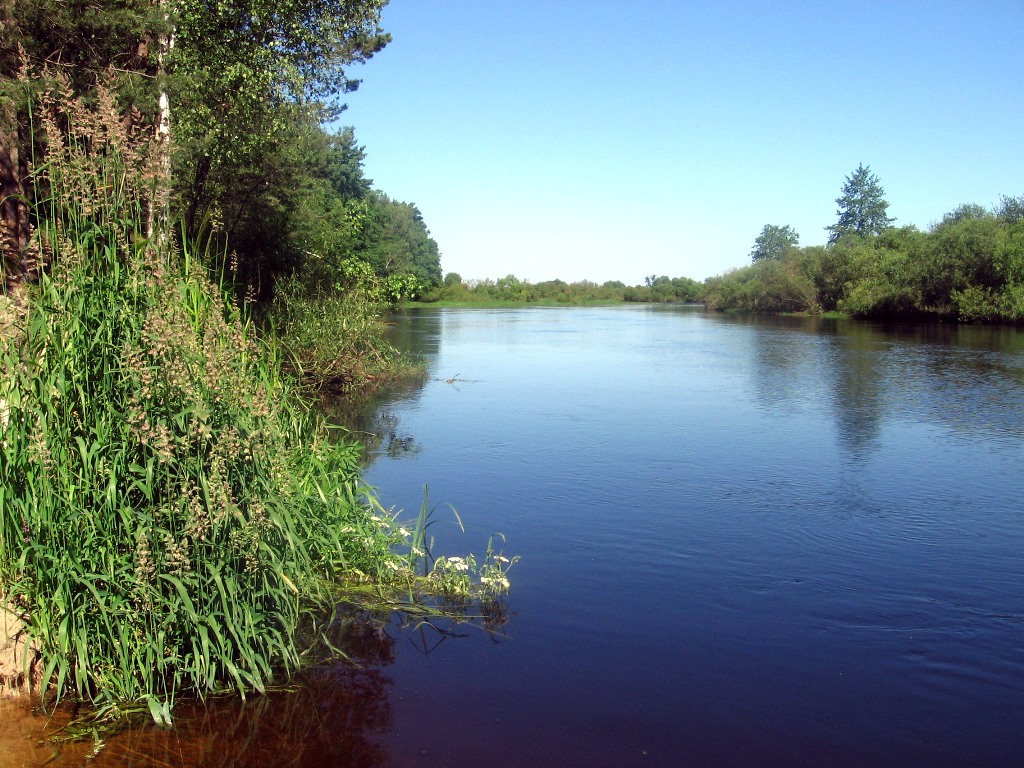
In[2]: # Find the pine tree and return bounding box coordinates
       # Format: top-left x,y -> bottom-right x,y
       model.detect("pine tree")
826,164 -> 895,244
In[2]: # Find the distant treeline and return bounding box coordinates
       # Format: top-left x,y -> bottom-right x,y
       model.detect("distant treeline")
705,198 -> 1024,323
423,164 -> 1024,324
421,273 -> 703,304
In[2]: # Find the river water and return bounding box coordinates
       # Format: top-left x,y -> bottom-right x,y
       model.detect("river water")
11,305 -> 1023,766
360,306 -> 1024,767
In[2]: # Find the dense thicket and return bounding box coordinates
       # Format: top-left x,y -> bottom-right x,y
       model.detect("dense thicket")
705,197 -> 1024,322
1,0 -> 441,306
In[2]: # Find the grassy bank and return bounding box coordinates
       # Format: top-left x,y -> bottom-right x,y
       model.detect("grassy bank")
268,276 -> 428,395
0,84 -> 512,725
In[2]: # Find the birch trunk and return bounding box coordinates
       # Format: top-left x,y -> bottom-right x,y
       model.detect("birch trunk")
148,0 -> 175,240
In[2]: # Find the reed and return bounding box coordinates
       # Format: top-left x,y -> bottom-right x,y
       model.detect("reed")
0,77 -> 513,726
0,81 -> 405,723
268,270 -> 428,396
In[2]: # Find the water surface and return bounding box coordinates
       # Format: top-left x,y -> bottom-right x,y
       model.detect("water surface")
13,305 -> 1022,767
360,306 -> 1023,767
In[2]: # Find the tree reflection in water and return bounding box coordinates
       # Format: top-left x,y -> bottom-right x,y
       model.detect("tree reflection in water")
35,599 -> 511,768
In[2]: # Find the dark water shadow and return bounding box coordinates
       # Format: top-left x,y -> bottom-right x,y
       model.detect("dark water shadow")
76,665 -> 395,768
21,597 -> 512,767
316,376 -> 427,463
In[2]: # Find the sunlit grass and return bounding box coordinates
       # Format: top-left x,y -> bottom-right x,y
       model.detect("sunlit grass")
0,79 -> 513,726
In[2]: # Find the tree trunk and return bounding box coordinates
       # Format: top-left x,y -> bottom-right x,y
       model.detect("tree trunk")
147,0 -> 174,241
1,104 -> 31,285
184,153 -> 211,239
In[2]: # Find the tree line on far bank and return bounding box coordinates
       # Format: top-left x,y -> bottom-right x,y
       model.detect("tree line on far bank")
706,165 -> 1024,323
422,273 -> 703,304
428,165 -> 1024,325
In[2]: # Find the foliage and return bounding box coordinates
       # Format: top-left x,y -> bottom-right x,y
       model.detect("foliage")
419,273 -> 703,305
400,488 -> 517,606
996,194 -> 1024,224
170,0 -> 389,237
0,81 -> 508,726
750,224 -> 799,262
0,100 -> 390,720
706,200 -> 1024,323
826,164 -> 895,244
0,0 -> 163,107
171,0 -> 390,122
356,192 -> 442,291
704,259 -> 817,314
268,274 -> 419,394
2,0 -> 439,314
705,161 -> 1023,324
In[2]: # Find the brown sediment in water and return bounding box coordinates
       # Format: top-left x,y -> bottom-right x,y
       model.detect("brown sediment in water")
0,699 -> 79,767
0,663 -> 395,768
0,608 -> 57,768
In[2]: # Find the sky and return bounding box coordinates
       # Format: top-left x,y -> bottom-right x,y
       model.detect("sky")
338,0 -> 1024,285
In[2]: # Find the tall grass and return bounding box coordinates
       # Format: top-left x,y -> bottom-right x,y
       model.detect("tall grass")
0,80 -> 408,722
268,275 -> 418,394
0,76 -> 514,727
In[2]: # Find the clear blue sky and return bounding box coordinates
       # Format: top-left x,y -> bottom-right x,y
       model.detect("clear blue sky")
339,0 -> 1024,285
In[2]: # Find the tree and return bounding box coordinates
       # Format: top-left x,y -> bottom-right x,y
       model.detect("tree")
357,192 -> 442,289
939,203 -> 992,226
0,0 -> 390,284
750,224 -> 799,262
170,0 -> 391,248
996,194 -> 1024,224
826,164 -> 895,244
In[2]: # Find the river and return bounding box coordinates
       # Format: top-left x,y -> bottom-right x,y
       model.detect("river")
361,305 -> 1024,767
8,305 -> 1023,767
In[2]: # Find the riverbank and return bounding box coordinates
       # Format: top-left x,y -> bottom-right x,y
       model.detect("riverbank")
0,288 -> 39,702
0,92 -> 510,729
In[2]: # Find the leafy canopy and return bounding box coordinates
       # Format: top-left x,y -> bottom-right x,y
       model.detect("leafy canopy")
750,224 -> 799,262
826,164 -> 895,244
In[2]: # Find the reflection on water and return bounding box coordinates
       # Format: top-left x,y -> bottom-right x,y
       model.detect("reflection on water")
359,306 -> 1024,768
4,603 -> 505,767
314,309 -> 453,463
77,665 -> 394,768
316,379 -> 426,461
727,313 -> 1024,454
